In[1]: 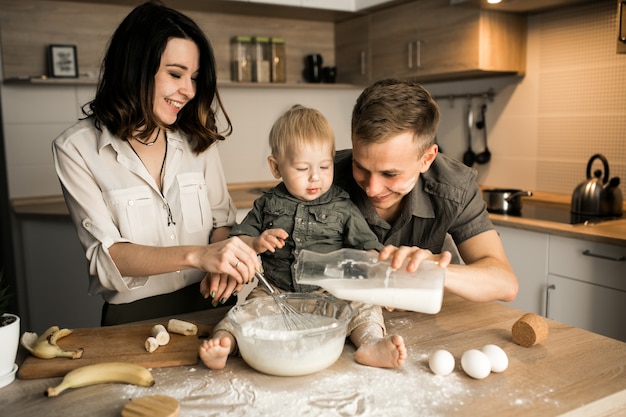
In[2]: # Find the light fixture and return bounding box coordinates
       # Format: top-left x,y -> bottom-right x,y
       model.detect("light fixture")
487,0 -> 502,4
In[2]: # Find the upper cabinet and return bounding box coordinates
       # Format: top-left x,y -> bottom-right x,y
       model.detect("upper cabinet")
2,0 -> 525,86
0,0 -> 336,85
335,15 -> 371,85
336,0 -> 527,84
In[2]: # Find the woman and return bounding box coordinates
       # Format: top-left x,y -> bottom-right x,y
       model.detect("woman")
52,1 -> 259,325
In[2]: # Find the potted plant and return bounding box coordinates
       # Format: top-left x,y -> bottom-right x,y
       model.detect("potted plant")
0,268 -> 20,388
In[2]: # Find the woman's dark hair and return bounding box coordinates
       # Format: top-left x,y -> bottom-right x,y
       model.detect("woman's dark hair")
83,0 -> 231,153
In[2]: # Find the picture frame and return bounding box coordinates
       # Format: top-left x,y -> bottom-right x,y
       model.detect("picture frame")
47,44 -> 78,78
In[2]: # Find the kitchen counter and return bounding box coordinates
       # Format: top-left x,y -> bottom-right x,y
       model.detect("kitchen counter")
485,190 -> 626,247
1,293 -> 625,416
12,183 -> 625,246
9,181 -> 280,218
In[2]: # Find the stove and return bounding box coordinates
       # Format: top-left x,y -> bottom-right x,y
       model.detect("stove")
489,205 -> 622,225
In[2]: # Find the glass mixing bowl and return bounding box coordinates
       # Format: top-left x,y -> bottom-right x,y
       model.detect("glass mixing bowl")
227,293 -> 352,376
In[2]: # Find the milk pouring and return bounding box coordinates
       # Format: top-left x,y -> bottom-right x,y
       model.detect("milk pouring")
294,248 -> 445,314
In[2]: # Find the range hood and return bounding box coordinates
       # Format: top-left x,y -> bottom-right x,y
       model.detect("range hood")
450,0 -> 594,14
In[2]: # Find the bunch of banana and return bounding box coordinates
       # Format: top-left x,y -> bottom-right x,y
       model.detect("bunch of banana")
20,325 -> 84,359
45,362 -> 155,397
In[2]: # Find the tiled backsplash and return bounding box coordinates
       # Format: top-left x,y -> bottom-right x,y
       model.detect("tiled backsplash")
536,0 -> 625,194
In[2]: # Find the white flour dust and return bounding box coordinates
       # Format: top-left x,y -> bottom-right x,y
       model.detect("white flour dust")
121,350 -> 471,417
120,348 -> 562,416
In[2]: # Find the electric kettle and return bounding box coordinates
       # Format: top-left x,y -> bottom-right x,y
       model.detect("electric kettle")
571,154 -> 623,217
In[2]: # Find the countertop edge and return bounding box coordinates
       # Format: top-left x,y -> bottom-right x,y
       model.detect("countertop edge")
10,184 -> 626,246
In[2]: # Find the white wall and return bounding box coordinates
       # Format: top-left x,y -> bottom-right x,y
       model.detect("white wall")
2,0 -> 624,200
0,83 -> 359,198
216,85 -> 359,184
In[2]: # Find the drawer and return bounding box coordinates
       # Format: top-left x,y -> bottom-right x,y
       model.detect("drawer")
548,235 -> 626,291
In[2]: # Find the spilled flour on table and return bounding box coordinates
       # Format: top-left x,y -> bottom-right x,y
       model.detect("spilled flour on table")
121,346 -> 562,416
121,349 -> 472,417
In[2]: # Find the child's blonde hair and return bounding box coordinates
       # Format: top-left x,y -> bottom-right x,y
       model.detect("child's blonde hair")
269,105 -> 335,161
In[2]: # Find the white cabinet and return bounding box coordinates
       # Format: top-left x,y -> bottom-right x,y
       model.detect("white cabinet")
495,226 -> 549,315
546,275 -> 626,341
496,226 -> 626,342
546,236 -> 626,342
302,0 -> 353,11
241,0 -> 392,11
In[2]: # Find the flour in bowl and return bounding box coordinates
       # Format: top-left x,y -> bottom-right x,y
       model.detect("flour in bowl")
235,314 -> 346,376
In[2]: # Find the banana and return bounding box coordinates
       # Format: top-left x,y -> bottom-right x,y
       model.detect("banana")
20,325 -> 84,359
45,362 -> 155,397
48,327 -> 74,345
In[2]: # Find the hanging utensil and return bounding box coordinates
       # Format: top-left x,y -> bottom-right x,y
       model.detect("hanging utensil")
475,103 -> 491,164
462,101 -> 476,167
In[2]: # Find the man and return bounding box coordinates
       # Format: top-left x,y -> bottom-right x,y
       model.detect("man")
335,79 -> 518,303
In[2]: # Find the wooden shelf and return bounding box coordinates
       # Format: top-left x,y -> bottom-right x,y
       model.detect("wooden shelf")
3,77 -> 98,86
3,77 -> 360,89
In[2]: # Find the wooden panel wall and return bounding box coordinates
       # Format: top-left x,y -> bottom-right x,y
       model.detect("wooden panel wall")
0,0 -> 335,83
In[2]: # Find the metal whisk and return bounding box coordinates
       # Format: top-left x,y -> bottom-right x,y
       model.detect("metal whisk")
254,271 -> 316,330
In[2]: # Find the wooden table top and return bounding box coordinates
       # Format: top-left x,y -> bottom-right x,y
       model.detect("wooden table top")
2,293 -> 625,417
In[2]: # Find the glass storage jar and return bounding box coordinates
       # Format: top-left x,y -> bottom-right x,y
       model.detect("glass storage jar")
231,36 -> 253,82
253,36 -> 271,83
270,37 -> 286,83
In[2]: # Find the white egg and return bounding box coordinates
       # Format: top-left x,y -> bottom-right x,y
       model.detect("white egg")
461,349 -> 491,379
428,349 -> 455,376
481,344 -> 509,373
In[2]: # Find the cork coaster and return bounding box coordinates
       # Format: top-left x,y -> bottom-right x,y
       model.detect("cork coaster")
121,395 -> 179,417
512,313 -> 549,347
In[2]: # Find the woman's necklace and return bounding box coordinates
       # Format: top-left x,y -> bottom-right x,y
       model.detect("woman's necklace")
127,131 -> 175,226
132,128 -> 160,146
127,130 -> 167,193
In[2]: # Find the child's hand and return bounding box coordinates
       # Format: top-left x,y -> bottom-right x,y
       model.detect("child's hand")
252,228 -> 288,253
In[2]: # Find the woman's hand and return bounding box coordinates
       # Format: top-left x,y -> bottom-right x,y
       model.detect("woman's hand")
378,245 -> 452,272
194,236 -> 261,285
200,273 -> 245,305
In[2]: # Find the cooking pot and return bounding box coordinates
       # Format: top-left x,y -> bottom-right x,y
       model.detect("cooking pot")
571,154 -> 623,217
482,189 -> 533,214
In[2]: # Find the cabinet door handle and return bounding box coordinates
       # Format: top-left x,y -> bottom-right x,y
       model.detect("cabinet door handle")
415,39 -> 422,69
582,249 -> 626,262
545,284 -> 555,318
360,50 -> 366,75
407,40 -> 423,70
617,0 -> 626,43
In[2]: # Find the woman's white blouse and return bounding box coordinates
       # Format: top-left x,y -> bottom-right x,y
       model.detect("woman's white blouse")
52,119 -> 236,304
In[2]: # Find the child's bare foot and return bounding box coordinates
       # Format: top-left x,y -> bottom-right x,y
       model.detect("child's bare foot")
199,337 -> 232,370
354,334 -> 406,368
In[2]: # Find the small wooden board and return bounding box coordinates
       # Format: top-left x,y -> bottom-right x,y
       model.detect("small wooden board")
17,320 -> 211,380
121,395 -> 180,417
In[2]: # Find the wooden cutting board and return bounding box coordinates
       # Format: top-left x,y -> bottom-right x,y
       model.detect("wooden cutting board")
17,320 -> 212,380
